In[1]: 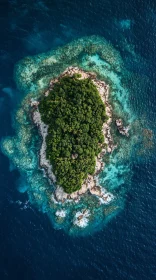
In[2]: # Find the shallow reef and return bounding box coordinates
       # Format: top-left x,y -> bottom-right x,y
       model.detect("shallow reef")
2,35 -> 142,235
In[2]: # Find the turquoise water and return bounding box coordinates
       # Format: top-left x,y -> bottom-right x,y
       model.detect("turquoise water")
2,35 -> 145,235
1,0 -> 156,279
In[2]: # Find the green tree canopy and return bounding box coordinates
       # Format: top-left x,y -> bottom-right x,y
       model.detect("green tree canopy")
39,75 -> 107,193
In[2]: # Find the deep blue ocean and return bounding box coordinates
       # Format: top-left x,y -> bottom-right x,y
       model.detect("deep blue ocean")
0,0 -> 156,279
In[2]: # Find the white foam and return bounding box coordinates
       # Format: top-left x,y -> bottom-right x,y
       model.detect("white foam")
55,209 -> 67,218
73,210 -> 90,228
99,192 -> 114,205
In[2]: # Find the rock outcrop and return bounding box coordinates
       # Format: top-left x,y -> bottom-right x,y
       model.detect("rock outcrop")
116,119 -> 130,137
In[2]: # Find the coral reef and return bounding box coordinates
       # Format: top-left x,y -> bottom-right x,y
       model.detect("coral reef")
1,36 -> 137,234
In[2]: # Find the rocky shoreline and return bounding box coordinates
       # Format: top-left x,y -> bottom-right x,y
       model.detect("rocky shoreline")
31,67 -> 116,204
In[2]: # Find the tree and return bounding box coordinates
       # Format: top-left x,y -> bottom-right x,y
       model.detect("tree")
39,74 -> 107,193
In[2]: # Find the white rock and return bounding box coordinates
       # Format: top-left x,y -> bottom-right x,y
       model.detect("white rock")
55,186 -> 68,201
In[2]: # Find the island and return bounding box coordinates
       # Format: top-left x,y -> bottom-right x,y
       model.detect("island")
2,35 -> 136,234
31,67 -> 115,204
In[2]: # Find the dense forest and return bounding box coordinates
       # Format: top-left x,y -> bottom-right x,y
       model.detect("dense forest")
39,74 -> 107,193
